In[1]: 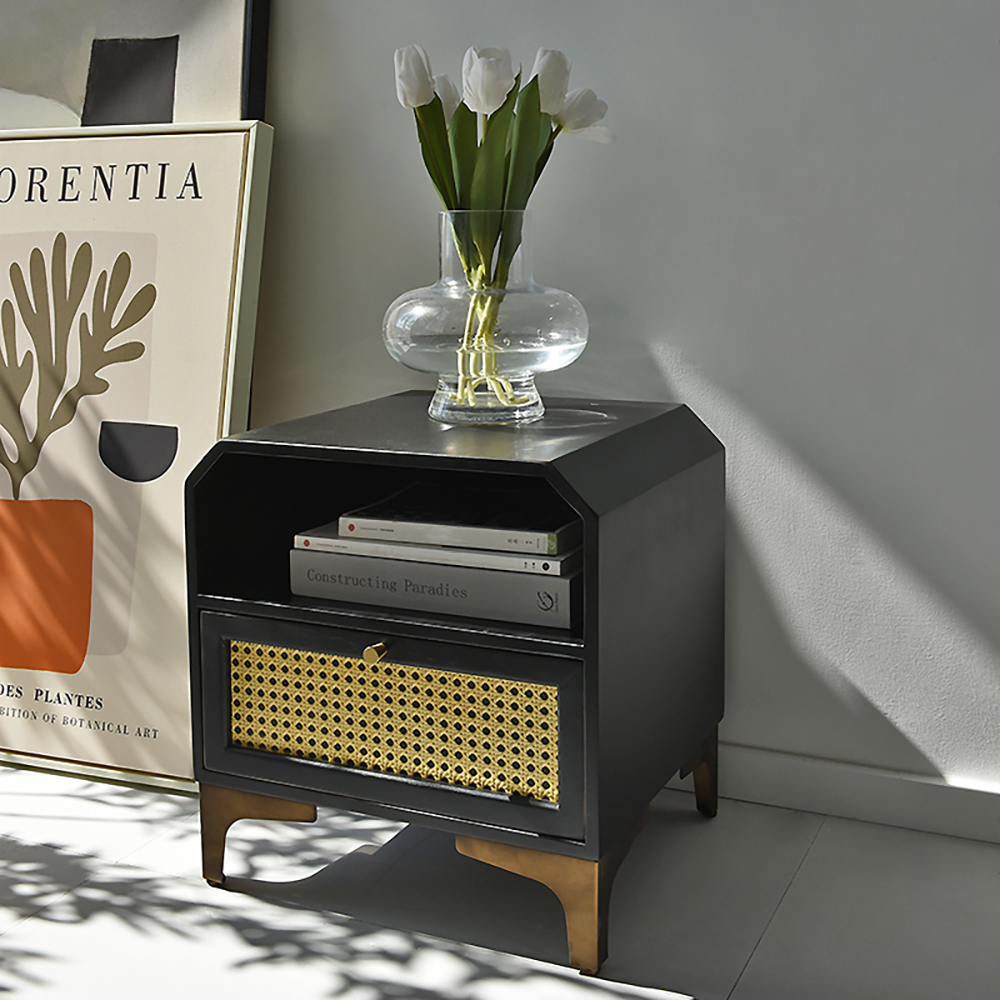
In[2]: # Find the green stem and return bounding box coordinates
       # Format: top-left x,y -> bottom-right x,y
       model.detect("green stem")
452,286 -> 525,407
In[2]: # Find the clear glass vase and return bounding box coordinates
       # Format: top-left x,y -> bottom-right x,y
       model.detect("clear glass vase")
383,210 -> 588,424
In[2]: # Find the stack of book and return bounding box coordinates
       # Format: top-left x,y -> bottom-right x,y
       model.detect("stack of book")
289,482 -> 582,628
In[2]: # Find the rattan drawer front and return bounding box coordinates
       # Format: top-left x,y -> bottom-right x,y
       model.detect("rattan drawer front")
229,640 -> 560,803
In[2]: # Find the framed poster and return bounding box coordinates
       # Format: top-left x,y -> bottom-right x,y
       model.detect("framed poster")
0,0 -> 269,129
0,121 -> 272,780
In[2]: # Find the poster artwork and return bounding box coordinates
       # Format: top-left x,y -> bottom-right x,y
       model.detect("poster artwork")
0,126 -> 269,778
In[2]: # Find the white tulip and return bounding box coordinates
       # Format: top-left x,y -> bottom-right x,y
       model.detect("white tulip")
434,73 -> 461,123
530,48 -> 571,116
554,87 -> 608,131
461,46 -> 515,115
394,45 -> 435,109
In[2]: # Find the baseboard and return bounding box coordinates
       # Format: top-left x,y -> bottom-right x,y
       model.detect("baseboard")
5,740 -> 999,842
667,743 -> 1000,845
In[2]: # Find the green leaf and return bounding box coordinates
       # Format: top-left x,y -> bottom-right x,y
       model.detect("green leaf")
448,211 -> 480,279
470,76 -> 519,277
449,102 -> 478,210
496,77 -> 542,281
414,96 -> 457,209
504,77 -> 542,214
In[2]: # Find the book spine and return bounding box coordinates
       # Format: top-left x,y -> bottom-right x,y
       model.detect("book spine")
293,534 -> 577,576
337,516 -> 563,555
290,549 -> 574,628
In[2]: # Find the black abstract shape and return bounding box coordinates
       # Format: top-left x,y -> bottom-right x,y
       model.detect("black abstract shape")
99,421 -> 178,483
81,36 -> 179,126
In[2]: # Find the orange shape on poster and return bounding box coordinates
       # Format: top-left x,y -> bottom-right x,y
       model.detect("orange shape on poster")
0,498 -> 93,674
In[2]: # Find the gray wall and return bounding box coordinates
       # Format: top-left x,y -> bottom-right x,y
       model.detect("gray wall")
252,2 -> 1000,801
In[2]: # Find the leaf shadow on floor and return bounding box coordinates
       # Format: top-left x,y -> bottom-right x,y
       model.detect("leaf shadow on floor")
0,778 -> 679,1000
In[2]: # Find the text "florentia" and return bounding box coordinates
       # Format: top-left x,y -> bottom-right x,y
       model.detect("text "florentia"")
0,161 -> 202,204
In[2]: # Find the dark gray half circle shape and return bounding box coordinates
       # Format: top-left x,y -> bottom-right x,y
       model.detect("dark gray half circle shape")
99,422 -> 179,483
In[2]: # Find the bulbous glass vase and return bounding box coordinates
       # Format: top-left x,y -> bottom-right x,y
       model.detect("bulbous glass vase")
383,210 -> 588,424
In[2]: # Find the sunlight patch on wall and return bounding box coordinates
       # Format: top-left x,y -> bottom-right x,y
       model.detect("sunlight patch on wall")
944,774 -> 1000,796
653,342 -> 1000,786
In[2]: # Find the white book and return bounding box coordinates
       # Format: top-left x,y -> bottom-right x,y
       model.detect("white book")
290,549 -> 576,628
337,482 -> 582,555
294,525 -> 580,576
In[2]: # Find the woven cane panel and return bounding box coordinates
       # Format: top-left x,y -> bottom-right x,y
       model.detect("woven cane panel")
228,641 -> 559,803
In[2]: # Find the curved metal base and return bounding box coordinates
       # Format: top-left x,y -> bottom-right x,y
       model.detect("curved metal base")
198,726 -> 720,974
199,783 -> 317,886
456,809 -> 648,976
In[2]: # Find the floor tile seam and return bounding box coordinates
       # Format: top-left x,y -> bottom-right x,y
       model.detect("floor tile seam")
1,824 -> 189,870
1,858 -> 210,948
104,855 -> 207,885
110,815 -> 205,867
716,787 -> 1000,850
724,814 -> 829,1000
816,809 -> 1000,850
0,908 -> 44,941
102,854 -> 309,896
102,854 -> 331,896
67,853 -> 352,942
0,876 -> 95,941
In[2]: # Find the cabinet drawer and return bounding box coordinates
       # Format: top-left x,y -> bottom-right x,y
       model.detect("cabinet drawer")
198,612 -> 584,840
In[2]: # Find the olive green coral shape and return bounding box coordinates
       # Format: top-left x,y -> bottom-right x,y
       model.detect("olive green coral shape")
0,233 -> 156,500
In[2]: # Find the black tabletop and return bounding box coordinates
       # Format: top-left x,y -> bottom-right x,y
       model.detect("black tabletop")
236,391 -> 679,466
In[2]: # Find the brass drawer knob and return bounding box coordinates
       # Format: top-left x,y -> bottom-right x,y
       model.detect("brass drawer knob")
362,642 -> 388,665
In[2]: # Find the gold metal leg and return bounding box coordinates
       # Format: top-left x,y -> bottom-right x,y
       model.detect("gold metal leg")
680,725 -> 719,818
199,782 -> 317,886
455,810 -> 648,975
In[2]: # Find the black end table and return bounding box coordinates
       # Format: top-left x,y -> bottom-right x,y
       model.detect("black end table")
186,391 -> 724,973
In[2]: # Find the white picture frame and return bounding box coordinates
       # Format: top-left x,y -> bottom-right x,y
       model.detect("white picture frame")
0,121 -> 272,781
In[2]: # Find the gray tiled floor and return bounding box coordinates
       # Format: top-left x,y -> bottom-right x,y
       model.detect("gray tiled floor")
2,764 -> 1000,999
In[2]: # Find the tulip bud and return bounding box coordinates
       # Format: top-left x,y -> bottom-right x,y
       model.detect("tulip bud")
554,87 -> 608,131
461,46 -> 516,115
394,45 -> 435,108
530,48 -> 571,116
434,73 -> 461,123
